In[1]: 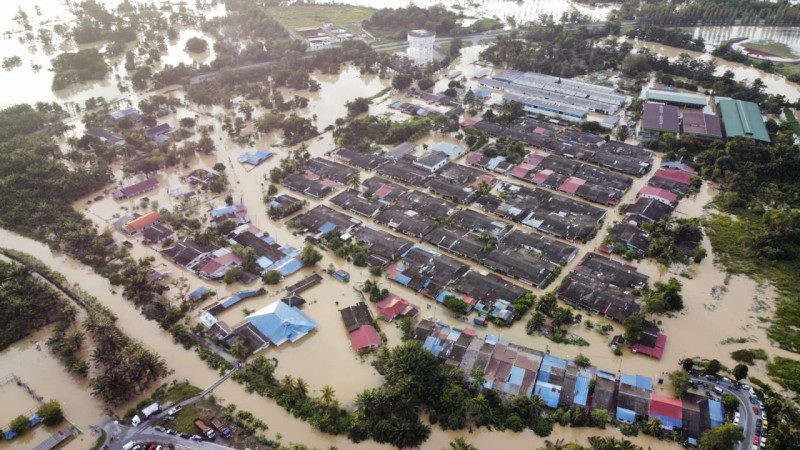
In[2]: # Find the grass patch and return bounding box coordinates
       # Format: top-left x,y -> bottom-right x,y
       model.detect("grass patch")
160,382 -> 202,405
730,348 -> 768,365
743,41 -> 800,59
89,429 -> 106,450
785,108 -> 800,135
156,403 -> 204,434
705,214 -> 800,353
266,5 -> 375,35
766,357 -> 800,398
365,86 -> 392,102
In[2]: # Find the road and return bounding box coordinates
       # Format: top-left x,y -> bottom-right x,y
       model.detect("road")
690,375 -> 758,450
102,421 -> 234,450
100,366 -> 238,449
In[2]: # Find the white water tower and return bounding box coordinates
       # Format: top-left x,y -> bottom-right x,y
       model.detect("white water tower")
407,29 -> 435,66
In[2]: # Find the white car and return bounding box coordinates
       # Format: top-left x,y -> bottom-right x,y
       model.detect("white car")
733,416 -> 740,425
761,411 -> 767,420
167,405 -> 183,415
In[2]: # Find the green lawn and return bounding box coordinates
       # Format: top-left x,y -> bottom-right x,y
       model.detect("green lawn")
744,41 -> 800,59
266,5 -> 375,35
156,404 -> 205,435
160,382 -> 202,406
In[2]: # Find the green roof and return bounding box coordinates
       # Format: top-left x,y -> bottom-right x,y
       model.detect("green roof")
716,98 -> 770,143
645,90 -> 708,107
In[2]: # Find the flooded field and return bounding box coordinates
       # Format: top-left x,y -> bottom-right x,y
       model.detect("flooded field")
688,25 -> 800,52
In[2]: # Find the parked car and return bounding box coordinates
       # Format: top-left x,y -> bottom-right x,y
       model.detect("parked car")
166,429 -> 177,435
180,433 -> 190,439
191,435 -> 202,441
753,406 -> 759,414
164,415 -> 174,421
167,405 -> 182,415
154,425 -> 165,432
761,411 -> 767,420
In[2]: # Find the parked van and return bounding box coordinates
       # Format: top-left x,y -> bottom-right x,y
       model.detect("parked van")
713,386 -> 724,395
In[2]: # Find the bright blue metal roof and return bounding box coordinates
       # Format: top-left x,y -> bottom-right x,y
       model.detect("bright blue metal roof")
534,381 -> 562,408
620,373 -> 636,387
277,258 -> 303,276
221,291 -> 260,309
28,414 -> 41,427
616,407 -> 636,423
652,413 -> 681,430
506,366 -> 525,388
318,222 -> 337,234
636,375 -> 653,391
541,354 -> 566,372
246,301 -> 317,346
423,336 -> 444,356
597,369 -> 616,381
573,376 -> 591,406
708,399 -> 724,428
393,273 -> 411,286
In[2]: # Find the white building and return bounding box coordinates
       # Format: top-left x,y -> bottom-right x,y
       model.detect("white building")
407,29 -> 435,66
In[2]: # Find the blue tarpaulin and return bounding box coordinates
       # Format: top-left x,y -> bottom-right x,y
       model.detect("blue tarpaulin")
29,414 -> 41,427
4,430 -> 17,440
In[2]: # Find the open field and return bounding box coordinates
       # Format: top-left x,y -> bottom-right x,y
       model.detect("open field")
266,5 -> 375,35
744,40 -> 800,59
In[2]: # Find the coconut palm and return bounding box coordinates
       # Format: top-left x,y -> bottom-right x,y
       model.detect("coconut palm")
320,385 -> 336,408
295,378 -> 308,398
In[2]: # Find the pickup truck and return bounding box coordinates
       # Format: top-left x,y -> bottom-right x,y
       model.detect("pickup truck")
210,417 -> 231,438
194,418 -> 216,439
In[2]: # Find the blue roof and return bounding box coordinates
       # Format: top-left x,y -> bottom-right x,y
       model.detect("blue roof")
246,301 -> 317,346
110,108 -> 138,119
239,150 -> 274,165
318,222 -> 337,234
636,375 -> 653,391
29,414 -> 41,427
153,134 -> 171,143
188,286 -> 210,300
506,366 -> 525,390
4,430 -> 17,440
393,273 -> 412,286
534,381 -> 562,408
431,142 -> 465,158
423,336 -> 445,356
620,373 -> 636,387
652,413 -> 681,429
616,407 -> 636,423
687,437 -> 698,446
573,376 -> 591,406
277,258 -> 303,276
221,291 -> 260,309
211,204 -> 239,217
597,369 -> 616,381
541,354 -> 566,372
708,399 -> 724,428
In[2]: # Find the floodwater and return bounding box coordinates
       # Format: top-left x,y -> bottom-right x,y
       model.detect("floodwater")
688,25 -> 800,53
631,39 -> 800,102
315,0 -> 616,24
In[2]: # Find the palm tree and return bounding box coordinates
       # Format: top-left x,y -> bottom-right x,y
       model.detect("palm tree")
348,173 -> 361,190
320,385 -> 336,408
646,417 -> 663,436
295,378 -> 308,398
281,375 -> 295,393
446,437 -> 477,450
529,394 -> 546,416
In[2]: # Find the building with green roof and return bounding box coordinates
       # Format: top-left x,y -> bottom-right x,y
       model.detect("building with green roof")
645,90 -> 708,108
716,98 -> 771,143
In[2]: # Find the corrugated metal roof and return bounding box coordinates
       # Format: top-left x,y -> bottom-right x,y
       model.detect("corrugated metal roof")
717,98 -> 770,143
646,89 -> 707,107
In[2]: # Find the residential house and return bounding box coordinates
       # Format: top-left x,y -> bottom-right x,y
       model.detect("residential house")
113,178 -> 159,200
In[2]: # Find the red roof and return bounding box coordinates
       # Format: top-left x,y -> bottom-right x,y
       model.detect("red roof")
471,174 -> 496,188
532,169 -> 554,185
199,252 -> 243,277
460,117 -> 481,127
559,177 -> 586,195
638,186 -> 678,205
116,178 -> 158,197
653,169 -> 692,186
650,393 -> 682,419
522,152 -> 546,168
466,153 -> 484,165
376,293 -> 410,320
123,211 -> 160,233
631,333 -> 667,359
509,164 -> 533,178
374,185 -> 394,199
349,325 -> 381,351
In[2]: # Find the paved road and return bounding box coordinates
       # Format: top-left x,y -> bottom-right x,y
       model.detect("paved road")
690,375 -> 758,450
102,421 -> 233,450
